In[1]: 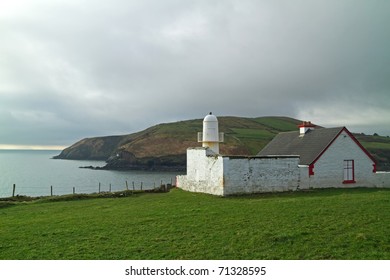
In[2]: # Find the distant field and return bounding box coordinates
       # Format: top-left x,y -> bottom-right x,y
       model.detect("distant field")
0,188 -> 389,260
360,141 -> 390,150
253,117 -> 301,132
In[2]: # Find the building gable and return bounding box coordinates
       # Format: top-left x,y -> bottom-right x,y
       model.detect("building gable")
311,127 -> 376,167
258,127 -> 344,165
258,126 -> 376,169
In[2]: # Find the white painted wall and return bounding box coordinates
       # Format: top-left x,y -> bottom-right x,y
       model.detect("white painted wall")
176,148 -> 224,196
298,165 -> 311,190
303,131 -> 376,188
223,156 -> 300,195
373,172 -> 390,188
177,148 -> 300,196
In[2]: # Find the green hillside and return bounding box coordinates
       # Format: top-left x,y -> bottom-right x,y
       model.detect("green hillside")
1,188 -> 389,259
54,116 -> 302,169
54,116 -> 390,171
354,134 -> 390,171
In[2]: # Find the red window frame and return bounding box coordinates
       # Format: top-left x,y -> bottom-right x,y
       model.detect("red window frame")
343,160 -> 356,184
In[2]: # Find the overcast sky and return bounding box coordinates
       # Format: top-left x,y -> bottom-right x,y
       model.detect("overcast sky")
1,0 -> 389,148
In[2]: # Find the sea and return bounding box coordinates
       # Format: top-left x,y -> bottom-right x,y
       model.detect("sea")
0,150 -> 182,198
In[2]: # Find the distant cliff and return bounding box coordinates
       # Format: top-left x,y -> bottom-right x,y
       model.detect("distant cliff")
54,136 -> 123,160
54,116 -> 390,171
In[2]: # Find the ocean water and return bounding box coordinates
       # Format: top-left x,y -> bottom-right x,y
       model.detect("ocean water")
0,150 -> 181,198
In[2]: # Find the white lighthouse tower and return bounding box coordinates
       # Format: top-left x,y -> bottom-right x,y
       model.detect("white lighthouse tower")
198,112 -> 224,154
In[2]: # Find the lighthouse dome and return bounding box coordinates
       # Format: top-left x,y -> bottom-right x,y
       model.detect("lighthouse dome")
202,112 -> 219,143
203,112 -> 218,122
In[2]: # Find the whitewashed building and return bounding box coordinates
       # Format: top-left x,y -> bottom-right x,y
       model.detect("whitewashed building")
176,114 -> 390,196
258,121 -> 377,189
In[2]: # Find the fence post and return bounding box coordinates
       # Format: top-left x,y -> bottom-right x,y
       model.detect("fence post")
132,181 -> 135,191
141,182 -> 143,191
73,187 -> 75,195
109,183 -> 112,192
99,182 -> 101,193
126,180 -> 129,191
12,184 -> 16,197
51,185 -> 53,196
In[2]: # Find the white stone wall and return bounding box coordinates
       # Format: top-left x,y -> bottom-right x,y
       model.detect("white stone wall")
177,148 -> 300,196
176,148 -> 224,196
298,165 -> 311,190
373,172 -> 390,188
303,131 -> 376,188
223,156 -> 300,195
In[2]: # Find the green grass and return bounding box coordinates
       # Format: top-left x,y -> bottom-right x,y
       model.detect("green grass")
253,117 -> 301,132
360,141 -> 390,150
230,128 -> 275,139
1,188 -> 389,260
228,128 -> 275,154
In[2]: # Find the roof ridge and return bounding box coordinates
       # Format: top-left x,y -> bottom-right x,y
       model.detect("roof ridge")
258,126 -> 346,164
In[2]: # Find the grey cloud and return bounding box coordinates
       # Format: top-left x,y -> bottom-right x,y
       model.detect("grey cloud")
1,0 -> 390,147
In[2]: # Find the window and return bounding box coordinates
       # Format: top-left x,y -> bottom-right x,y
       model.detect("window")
343,160 -> 355,184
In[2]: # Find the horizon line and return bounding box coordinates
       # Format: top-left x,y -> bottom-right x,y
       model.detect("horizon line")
0,144 -> 67,150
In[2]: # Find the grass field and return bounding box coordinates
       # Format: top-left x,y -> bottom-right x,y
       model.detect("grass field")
0,188 -> 389,260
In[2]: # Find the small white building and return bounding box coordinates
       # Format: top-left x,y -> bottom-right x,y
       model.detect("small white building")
176,114 -> 390,196
258,121 -> 377,189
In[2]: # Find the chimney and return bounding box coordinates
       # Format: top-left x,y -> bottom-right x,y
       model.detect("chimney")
299,121 -> 315,136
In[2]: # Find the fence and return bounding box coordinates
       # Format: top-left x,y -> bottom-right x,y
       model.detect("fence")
1,178 -> 176,199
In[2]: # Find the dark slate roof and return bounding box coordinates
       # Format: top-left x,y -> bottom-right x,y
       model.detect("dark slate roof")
257,127 -> 345,165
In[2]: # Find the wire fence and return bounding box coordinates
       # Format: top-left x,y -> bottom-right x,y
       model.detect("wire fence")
0,178 -> 176,199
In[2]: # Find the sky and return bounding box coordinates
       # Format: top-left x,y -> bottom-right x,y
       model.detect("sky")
1,0 -> 389,149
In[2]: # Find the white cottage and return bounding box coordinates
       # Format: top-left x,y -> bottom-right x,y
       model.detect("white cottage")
177,114 -> 389,196
258,121 -> 377,189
